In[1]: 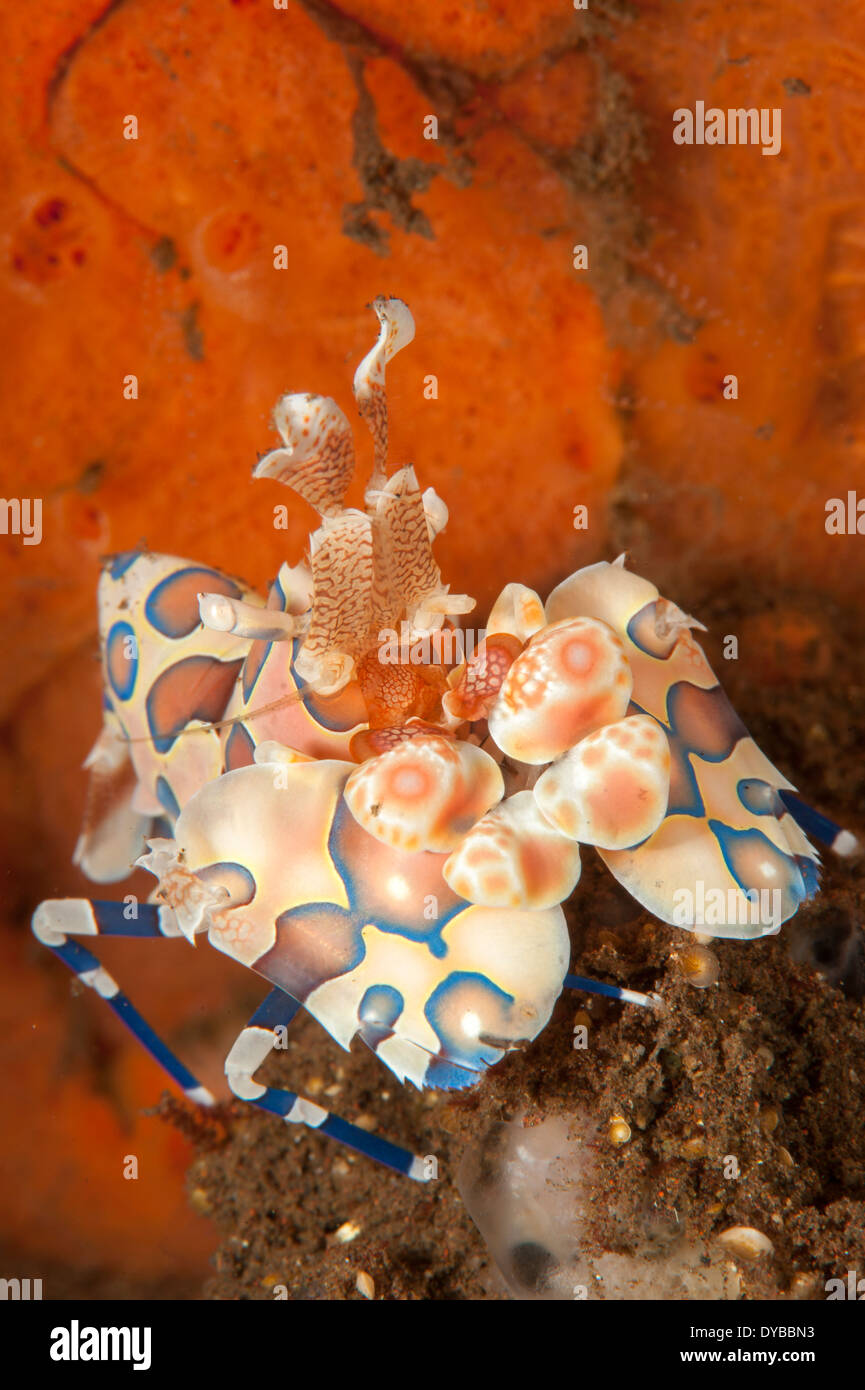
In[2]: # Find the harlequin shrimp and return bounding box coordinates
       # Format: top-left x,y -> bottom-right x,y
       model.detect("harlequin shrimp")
33,298 -> 858,1181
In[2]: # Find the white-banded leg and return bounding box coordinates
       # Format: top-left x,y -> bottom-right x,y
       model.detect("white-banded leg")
32,898 -> 215,1104
564,973 -> 660,1009
777,791 -> 861,858
225,987 -> 430,1180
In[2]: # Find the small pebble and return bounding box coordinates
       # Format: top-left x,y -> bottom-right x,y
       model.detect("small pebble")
760,1106 -> 780,1136
717,1226 -> 774,1261
677,944 -> 720,988
356,1271 -> 375,1299
608,1116 -> 631,1146
680,1135 -> 707,1159
335,1220 -> 362,1244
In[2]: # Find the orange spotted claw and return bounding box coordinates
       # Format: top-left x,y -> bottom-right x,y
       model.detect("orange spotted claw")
534,714 -> 671,850
487,617 -> 633,765
343,734 -> 504,853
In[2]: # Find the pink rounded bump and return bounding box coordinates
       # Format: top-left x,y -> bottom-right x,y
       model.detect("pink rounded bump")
343,735 -> 504,853
443,790 -> 581,910
487,617 -> 634,765
534,714 -> 671,850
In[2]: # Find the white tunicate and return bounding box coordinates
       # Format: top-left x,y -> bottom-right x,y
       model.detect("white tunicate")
457,1115 -> 740,1301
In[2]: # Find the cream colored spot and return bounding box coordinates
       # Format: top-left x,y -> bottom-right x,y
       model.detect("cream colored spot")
391,766 -> 428,798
